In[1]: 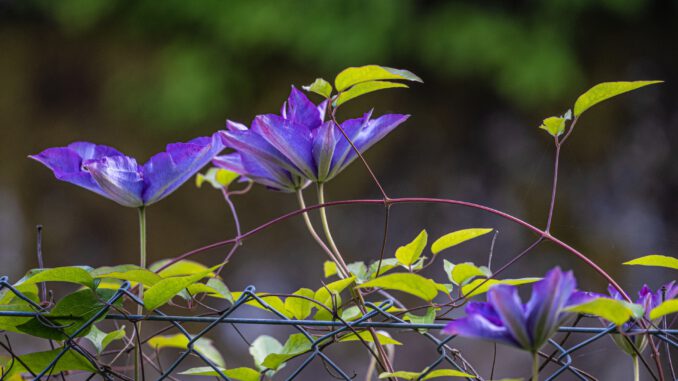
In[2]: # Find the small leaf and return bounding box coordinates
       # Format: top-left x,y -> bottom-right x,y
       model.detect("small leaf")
379,371 -> 421,380
196,168 -> 239,189
451,263 -> 486,285
339,331 -> 402,345
358,273 -> 439,301
623,254 -> 678,270
180,367 -> 260,381
566,298 -> 637,326
302,78 -> 333,98
186,278 -> 233,302
340,306 -> 362,321
573,81 -> 662,117
347,261 -> 369,281
230,292 -> 290,316
315,277 -> 356,308
15,267 -> 94,290
422,369 -> 477,379
144,265 -> 219,310
404,307 -> 437,325
91,265 -> 162,287
261,334 -> 313,370
649,299 -> 678,320
334,80 -> 408,107
368,258 -> 400,278
461,278 -> 541,298
3,348 -> 97,378
539,116 -> 566,137
250,335 -> 283,372
284,288 -> 315,320
324,261 -> 338,277
84,325 -> 126,353
148,334 -> 225,367
150,259 -> 216,278
431,228 -> 493,255
335,65 -> 422,91
395,230 -> 428,267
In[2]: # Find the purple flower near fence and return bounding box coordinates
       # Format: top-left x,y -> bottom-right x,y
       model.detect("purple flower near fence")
443,267 -> 595,352
213,87 -> 409,192
30,132 -> 226,207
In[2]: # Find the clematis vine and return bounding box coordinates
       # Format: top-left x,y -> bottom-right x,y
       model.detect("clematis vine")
443,267 -> 595,381
213,87 -> 409,192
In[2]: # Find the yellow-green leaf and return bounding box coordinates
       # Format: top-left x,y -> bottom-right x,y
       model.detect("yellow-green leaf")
284,288 -> 315,320
451,263 -> 486,285
334,80 -> 407,107
261,333 -> 313,370
395,229 -> 428,267
324,261 -> 338,277
196,168 -> 240,189
379,369 -> 475,380
431,228 -> 493,255
334,65 -> 422,91
623,254 -> 678,270
566,298 -> 637,326
3,348 -> 97,378
91,265 -> 162,287
539,116 -> 566,137
148,333 -> 225,367
573,81 -> 662,117
302,78 -> 333,98
231,292 -> 290,317
339,331 -> 402,345
150,259 -> 216,278
315,276 -> 356,308
16,267 -> 94,290
649,299 -> 678,320
180,366 -> 260,381
144,265 -> 218,310
358,273 -> 439,301
461,278 -> 541,298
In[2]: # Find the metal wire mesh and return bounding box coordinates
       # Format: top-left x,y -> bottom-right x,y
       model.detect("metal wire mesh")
0,276 -> 676,380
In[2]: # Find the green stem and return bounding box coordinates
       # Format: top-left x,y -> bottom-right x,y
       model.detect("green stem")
135,206 -> 147,381
317,183 -> 350,272
633,355 -> 640,381
532,352 -> 539,381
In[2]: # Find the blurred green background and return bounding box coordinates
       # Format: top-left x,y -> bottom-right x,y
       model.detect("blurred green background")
0,0 -> 676,378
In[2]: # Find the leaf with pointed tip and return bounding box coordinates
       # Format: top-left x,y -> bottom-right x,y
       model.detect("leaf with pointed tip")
358,273 -> 439,301
84,325 -> 126,353
148,334 -> 225,367
143,265 -> 219,310
324,261 -> 338,277
649,299 -> 678,320
196,168 -> 240,189
573,81 -> 662,117
15,267 -> 94,290
335,65 -> 422,91
284,288 -> 315,320
566,298 -> 639,326
303,78 -> 333,98
451,262 -> 487,285
339,331 -> 402,345
91,265 -> 161,287
461,278 -> 541,298
261,334 -> 313,370
334,81 -> 408,107
431,229 -> 493,255
539,116 -> 566,137
150,259 -> 216,278
3,347 -> 97,378
623,254 -> 678,270
395,230 -> 428,267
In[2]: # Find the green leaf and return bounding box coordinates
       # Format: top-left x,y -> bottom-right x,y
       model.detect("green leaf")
334,80 -> 408,107
395,230 -> 428,267
347,261 -> 369,281
302,78 -> 333,98
573,81 -> 662,117
404,307 -> 437,325
180,367 -> 260,381
4,347 -> 97,378
315,277 -> 356,308
623,254 -> 678,270
148,333 -> 225,367
15,266 -> 94,290
230,292 -> 290,317
150,259 -> 216,278
451,263 -> 487,285
649,299 -> 678,320
323,261 -> 338,277
566,298 -> 637,326
461,278 -> 541,298
284,288 -> 315,319
539,116 -> 566,137
249,335 -> 283,372
335,65 -> 422,91
379,369 -> 475,380
84,325 -> 126,353
431,228 -> 493,255
339,331 -> 402,345
91,265 -> 162,287
368,258 -> 400,278
144,265 -> 218,310
0,292 -> 40,333
261,333 -> 313,370
358,273 -> 439,301
196,168 -> 240,189
340,306 -> 362,321
18,288 -> 120,340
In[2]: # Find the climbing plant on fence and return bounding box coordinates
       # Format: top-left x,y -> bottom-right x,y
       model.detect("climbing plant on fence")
1,66 -> 676,381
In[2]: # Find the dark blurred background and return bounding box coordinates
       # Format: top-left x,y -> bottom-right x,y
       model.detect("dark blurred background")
0,0 -> 676,379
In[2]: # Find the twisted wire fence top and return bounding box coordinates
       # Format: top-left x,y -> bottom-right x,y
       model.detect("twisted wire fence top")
1,278 -> 676,381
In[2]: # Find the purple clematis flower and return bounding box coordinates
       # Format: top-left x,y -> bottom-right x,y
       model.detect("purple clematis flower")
443,267 -> 594,352
30,132 -> 226,207
213,86 -> 409,192
608,281 -> 678,355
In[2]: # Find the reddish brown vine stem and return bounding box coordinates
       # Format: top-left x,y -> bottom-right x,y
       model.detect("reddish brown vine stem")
160,196 -> 631,302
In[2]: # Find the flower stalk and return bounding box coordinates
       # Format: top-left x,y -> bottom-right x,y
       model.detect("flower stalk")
532,352 -> 540,381
135,206 -> 147,381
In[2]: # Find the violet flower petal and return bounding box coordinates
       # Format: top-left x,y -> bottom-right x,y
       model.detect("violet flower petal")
83,155 -> 144,207
284,87 -> 323,130
253,114 -> 316,179
488,285 -> 532,350
525,268 -> 576,348
142,132 -> 226,205
312,121 -> 338,181
442,313 -> 516,347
